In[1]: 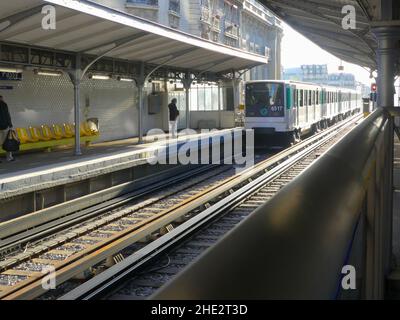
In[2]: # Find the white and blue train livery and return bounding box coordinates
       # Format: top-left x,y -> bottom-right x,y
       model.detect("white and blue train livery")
245,80 -> 361,144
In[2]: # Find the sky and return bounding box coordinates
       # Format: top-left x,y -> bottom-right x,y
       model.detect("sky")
281,22 -> 373,87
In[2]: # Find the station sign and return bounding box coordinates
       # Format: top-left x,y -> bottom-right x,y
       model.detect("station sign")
0,86 -> 13,90
0,72 -> 23,81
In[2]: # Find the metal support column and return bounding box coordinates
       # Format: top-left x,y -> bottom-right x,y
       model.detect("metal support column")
371,26 -> 400,108
69,54 -> 82,156
232,71 -> 241,126
182,72 -> 193,130
73,77 -> 82,156
218,81 -> 222,129
137,62 -> 146,144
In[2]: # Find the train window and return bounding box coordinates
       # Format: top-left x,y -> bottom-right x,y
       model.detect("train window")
300,90 -> 304,107
245,82 -> 285,117
308,90 -> 312,105
296,90 -> 299,106
305,90 -> 308,106
292,89 -> 296,108
286,87 -> 292,109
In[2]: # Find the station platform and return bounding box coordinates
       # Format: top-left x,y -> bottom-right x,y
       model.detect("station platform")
0,128 -> 242,201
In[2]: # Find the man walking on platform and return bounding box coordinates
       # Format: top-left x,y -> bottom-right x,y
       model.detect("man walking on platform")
168,98 -> 180,138
0,95 -> 15,162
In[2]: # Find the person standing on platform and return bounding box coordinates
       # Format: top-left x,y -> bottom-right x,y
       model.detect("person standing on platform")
168,98 -> 180,138
0,95 -> 14,162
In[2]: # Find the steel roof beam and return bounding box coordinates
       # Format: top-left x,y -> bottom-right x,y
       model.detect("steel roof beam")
262,0 -> 376,57
268,0 -> 371,31
81,32 -> 149,55
308,34 -> 375,68
0,5 -> 44,33
147,48 -> 198,65
287,17 -> 371,40
191,57 -> 238,75
0,11 -> 84,40
31,18 -> 113,47
291,22 -> 374,55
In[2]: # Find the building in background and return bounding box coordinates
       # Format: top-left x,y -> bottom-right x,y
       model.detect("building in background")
283,64 -> 358,90
241,0 -> 283,81
93,0 -> 283,81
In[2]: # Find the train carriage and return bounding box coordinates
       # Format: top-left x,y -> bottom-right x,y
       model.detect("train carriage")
245,80 -> 361,145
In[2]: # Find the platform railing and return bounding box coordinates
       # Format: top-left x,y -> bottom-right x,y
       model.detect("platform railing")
153,108 -> 395,299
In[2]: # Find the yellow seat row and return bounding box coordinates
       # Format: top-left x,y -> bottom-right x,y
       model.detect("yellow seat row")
1,121 -> 100,154
16,122 -> 99,144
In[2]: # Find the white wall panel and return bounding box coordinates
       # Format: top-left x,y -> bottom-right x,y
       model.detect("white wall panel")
0,71 -> 166,142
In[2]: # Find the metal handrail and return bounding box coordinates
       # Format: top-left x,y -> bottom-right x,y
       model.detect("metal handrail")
153,109 -> 394,299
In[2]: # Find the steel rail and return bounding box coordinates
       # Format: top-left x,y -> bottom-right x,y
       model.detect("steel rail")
0,165 -> 219,256
0,113 -> 362,300
1,112 -> 360,254
61,115 -> 362,300
154,110 -> 390,300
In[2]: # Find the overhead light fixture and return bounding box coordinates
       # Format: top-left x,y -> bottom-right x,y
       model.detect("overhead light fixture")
89,74 -> 111,80
0,67 -> 23,73
34,69 -> 63,77
117,76 -> 134,82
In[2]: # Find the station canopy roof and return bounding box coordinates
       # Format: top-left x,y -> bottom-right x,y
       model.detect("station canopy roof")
0,0 -> 268,75
260,0 -> 381,72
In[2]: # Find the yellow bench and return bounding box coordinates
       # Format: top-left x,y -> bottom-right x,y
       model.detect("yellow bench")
1,121 -> 100,154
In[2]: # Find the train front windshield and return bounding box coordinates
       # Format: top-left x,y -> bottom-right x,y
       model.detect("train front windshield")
245,82 -> 285,117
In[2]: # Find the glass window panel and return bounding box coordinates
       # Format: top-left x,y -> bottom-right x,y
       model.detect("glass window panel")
205,87 -> 212,110
212,86 -> 219,110
198,87 -> 205,111
190,87 -> 198,111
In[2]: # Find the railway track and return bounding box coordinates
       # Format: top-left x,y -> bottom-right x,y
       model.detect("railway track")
59,114 -> 363,300
0,165 -> 237,299
0,114 -> 362,300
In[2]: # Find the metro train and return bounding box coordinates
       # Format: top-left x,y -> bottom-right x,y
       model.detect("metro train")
245,80 -> 362,145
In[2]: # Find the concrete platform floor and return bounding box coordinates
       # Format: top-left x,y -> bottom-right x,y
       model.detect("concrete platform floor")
0,129 -> 237,179
0,128 -> 242,199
